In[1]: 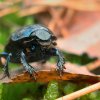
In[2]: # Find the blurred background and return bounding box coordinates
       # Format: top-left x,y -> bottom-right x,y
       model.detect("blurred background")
0,0 -> 100,100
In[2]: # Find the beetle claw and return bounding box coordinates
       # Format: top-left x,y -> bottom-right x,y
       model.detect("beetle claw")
26,65 -> 38,80
0,65 -> 10,80
0,71 -> 10,80
56,59 -> 65,76
56,67 -> 64,76
29,71 -> 37,81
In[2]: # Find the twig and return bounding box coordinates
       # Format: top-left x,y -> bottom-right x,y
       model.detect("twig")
86,59 -> 100,71
64,9 -> 75,26
0,0 -> 21,9
19,6 -> 47,17
0,7 -> 19,17
49,8 -> 69,37
56,82 -> 100,100
32,0 -> 100,11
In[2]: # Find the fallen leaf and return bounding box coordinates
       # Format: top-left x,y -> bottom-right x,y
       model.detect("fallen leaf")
0,63 -> 99,84
4,70 -> 100,84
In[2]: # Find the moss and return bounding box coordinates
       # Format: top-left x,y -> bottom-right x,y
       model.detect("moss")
43,81 -> 59,100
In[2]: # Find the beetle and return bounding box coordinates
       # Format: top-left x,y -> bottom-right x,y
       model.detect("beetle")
0,24 -> 65,79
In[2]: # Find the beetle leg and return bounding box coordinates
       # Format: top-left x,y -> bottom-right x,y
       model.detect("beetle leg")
21,52 -> 37,79
51,48 -> 65,76
0,52 -> 12,79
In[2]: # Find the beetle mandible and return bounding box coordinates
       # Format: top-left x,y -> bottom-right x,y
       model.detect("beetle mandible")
0,24 -> 65,79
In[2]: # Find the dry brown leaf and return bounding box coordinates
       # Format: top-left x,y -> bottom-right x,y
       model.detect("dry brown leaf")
2,70 -> 99,84
57,21 -> 100,58
0,62 -> 99,84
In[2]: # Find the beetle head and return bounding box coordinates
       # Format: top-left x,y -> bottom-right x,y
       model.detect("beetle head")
32,29 -> 52,46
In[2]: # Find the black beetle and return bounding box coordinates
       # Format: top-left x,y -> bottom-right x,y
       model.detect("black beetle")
0,24 -> 65,79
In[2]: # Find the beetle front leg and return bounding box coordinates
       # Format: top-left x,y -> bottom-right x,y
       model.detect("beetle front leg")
0,52 -> 12,79
50,48 -> 65,76
21,52 -> 37,79
55,49 -> 65,75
